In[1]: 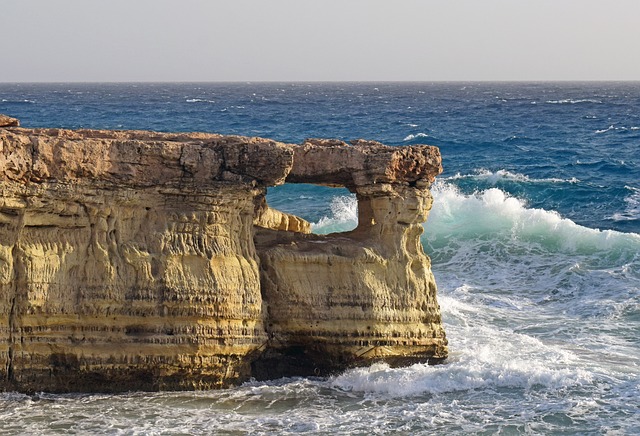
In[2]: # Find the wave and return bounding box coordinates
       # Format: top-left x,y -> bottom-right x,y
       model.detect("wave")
425,181 -> 640,256
546,99 -> 602,104
610,186 -> 640,222
442,169 -> 579,184
305,181 -> 640,322
330,310 -> 593,397
403,132 -> 429,141
1,99 -> 35,104
311,195 -> 358,234
307,181 -> 639,257
595,125 -> 640,134
186,98 -> 215,103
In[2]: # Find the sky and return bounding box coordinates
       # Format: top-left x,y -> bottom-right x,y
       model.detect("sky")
2,0 -> 640,82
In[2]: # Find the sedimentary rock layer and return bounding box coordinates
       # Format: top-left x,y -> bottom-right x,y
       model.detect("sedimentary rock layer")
0,116 -> 446,392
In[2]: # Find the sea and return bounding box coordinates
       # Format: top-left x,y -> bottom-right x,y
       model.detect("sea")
0,82 -> 639,435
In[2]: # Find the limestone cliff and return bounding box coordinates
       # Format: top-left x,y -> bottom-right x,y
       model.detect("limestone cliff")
0,115 -> 446,393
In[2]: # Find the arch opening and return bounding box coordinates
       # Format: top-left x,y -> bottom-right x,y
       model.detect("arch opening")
266,183 -> 358,234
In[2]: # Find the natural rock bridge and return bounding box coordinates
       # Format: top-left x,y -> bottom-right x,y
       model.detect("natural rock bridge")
0,114 -> 447,392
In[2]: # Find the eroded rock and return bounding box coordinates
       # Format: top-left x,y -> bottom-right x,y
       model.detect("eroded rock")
0,115 -> 446,392
0,115 -> 19,127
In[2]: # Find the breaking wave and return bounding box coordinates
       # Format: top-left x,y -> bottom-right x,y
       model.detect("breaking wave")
312,195 -> 358,234
403,132 -> 429,141
330,326 -> 592,397
425,181 -> 640,257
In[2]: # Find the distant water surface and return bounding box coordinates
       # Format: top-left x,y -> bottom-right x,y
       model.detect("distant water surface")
1,82 -> 639,435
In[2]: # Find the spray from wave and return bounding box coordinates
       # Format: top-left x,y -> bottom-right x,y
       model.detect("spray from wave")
311,195 -> 358,234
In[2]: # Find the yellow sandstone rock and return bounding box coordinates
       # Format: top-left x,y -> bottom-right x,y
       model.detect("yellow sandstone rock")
0,116 -> 446,392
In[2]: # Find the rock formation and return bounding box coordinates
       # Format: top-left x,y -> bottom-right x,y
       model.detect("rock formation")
0,115 -> 20,127
0,115 -> 447,393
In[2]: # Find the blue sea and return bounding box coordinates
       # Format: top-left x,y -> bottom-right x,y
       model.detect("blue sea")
1,82 -> 639,435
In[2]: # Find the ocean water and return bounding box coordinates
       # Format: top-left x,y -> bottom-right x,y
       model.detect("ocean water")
1,82 -> 639,435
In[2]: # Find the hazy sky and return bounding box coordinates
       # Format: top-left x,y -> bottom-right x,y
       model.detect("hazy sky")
2,0 -> 639,82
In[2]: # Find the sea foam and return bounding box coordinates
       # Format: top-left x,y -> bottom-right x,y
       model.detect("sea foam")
330,304 -> 593,398
403,132 -> 429,141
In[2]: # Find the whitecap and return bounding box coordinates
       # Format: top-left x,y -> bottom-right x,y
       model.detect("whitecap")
1,99 -> 35,104
186,98 -> 215,103
403,132 -> 429,141
442,169 -> 579,184
595,125 -> 616,134
546,99 -> 602,104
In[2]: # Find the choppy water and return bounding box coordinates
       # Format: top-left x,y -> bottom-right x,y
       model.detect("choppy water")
1,83 -> 639,435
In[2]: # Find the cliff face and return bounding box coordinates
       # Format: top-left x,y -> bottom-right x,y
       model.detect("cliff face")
0,117 -> 446,393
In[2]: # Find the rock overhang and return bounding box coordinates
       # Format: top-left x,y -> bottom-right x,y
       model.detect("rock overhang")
1,125 -> 442,190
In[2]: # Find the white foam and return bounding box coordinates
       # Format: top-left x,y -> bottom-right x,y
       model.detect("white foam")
595,125 -> 637,134
546,99 -> 602,104
311,195 -> 358,234
330,321 -> 593,397
403,132 -> 429,141
1,99 -> 35,103
186,98 -> 215,103
596,125 -> 615,134
442,169 -> 579,184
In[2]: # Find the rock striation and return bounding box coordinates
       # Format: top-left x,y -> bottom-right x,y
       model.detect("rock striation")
0,115 -> 447,393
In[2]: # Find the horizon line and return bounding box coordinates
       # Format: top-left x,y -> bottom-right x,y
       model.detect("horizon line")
2,79 -> 640,85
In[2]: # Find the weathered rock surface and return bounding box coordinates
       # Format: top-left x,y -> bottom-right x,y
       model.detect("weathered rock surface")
0,115 -> 19,127
0,115 -> 446,392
